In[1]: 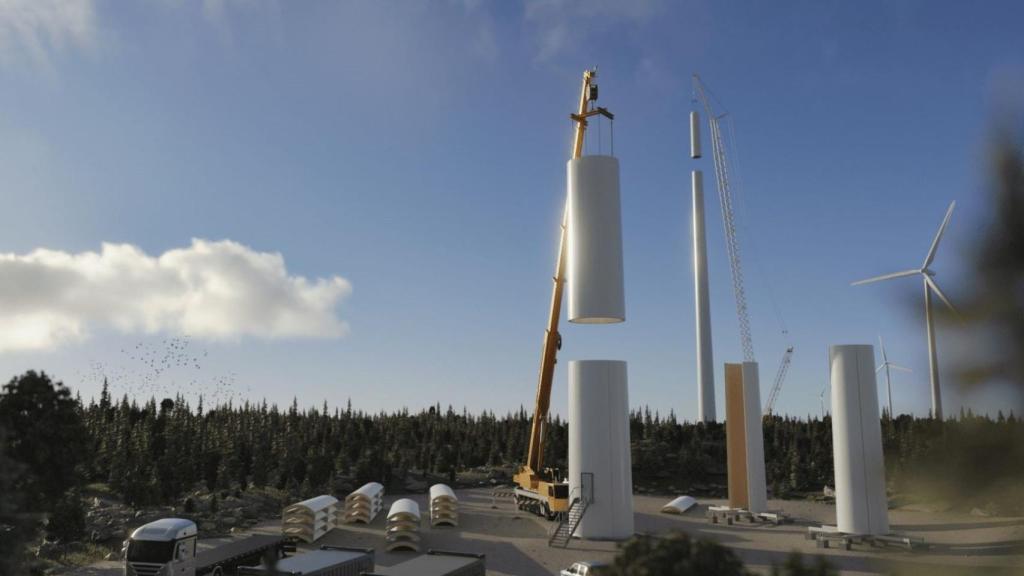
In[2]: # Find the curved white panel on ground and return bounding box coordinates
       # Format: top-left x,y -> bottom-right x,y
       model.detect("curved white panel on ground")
831,345 -> 889,535
343,482 -> 384,524
661,496 -> 697,515
429,484 -> 459,527
568,360 -> 634,540
386,498 -> 421,552
567,155 -> 625,324
742,362 -> 768,513
281,495 -> 338,543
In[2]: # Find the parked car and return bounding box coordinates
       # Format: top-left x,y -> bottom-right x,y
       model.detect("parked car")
560,560 -> 609,576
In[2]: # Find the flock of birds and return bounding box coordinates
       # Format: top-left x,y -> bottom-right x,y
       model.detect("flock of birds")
75,335 -> 255,408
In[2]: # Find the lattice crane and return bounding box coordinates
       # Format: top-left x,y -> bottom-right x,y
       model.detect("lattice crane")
764,346 -> 794,415
693,75 -> 756,362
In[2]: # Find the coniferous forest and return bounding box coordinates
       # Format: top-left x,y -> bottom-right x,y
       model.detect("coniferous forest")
4,371 -> 1022,515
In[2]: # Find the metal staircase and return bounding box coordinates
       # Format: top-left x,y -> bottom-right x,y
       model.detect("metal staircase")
548,493 -> 589,548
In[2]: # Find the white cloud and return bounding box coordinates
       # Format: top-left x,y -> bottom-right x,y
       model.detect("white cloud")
524,0 -> 662,62
0,239 -> 352,351
0,0 -> 96,69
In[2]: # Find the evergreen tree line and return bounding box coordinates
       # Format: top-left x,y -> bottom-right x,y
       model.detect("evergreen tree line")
73,379 -> 1023,509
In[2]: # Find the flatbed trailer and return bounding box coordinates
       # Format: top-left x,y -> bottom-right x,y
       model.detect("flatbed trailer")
239,546 -> 374,576
196,534 -> 287,575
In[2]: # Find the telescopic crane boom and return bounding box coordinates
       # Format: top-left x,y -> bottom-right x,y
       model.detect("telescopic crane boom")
513,69 -> 613,519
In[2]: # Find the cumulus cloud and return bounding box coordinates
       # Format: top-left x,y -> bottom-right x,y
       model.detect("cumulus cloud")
0,0 -> 96,69
0,239 -> 352,351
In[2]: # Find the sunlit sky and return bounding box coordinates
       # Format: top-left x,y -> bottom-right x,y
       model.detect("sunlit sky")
1,1 -> 1022,419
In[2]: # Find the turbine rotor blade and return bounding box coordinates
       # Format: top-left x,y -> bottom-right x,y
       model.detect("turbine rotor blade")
925,275 -> 959,316
876,364 -> 885,374
851,269 -> 920,286
890,364 -> 912,372
878,334 -> 888,362
923,201 -> 956,269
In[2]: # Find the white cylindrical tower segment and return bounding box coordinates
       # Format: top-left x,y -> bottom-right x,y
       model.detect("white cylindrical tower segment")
690,111 -> 702,159
568,360 -> 634,540
830,344 -> 889,535
567,155 -> 625,323
693,170 -> 715,422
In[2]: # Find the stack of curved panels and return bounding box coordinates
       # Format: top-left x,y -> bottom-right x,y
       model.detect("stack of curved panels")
281,495 -> 338,543
385,498 -> 421,552
429,484 -> 459,527
341,482 -> 385,525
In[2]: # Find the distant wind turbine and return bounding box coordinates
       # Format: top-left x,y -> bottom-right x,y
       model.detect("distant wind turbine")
876,335 -> 911,418
852,202 -> 958,419
819,387 -> 827,419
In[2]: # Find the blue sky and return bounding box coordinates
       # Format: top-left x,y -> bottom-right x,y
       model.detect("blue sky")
0,0 -> 1022,420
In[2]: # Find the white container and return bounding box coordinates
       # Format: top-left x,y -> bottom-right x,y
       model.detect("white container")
568,360 -> 634,540
429,483 -> 459,527
830,345 -> 889,535
567,156 -> 625,324
281,495 -> 338,543
342,482 -> 384,524
385,498 -> 421,552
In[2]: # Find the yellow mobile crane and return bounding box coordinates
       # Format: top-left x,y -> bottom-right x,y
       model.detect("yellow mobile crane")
512,69 -> 613,520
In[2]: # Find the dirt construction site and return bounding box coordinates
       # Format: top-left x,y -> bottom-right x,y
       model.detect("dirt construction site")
74,487 -> 1024,576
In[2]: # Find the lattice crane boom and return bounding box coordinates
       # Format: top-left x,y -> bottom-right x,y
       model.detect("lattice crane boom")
765,346 -> 794,415
693,75 -> 755,362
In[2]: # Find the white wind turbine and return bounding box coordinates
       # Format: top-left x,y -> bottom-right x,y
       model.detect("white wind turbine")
876,335 -> 911,418
852,202 -> 958,420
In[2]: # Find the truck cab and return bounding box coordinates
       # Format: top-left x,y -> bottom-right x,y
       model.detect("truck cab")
125,518 -> 198,576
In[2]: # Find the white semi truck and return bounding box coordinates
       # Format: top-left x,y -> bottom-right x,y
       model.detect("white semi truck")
124,518 -> 286,576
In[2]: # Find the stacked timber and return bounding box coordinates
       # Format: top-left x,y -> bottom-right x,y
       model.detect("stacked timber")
429,484 -> 459,527
341,482 -> 385,524
385,499 -> 421,552
281,495 -> 338,543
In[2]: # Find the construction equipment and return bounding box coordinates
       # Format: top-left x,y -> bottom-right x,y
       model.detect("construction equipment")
513,69 -> 613,520
764,346 -> 794,415
693,75 -> 755,362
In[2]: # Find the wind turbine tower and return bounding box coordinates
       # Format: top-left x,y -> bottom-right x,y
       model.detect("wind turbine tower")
852,202 -> 957,419
876,335 -> 911,417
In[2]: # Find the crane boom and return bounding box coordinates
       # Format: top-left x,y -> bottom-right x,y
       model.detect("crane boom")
693,75 -> 755,362
524,69 -> 595,475
515,70 -> 612,518
765,346 -> 794,415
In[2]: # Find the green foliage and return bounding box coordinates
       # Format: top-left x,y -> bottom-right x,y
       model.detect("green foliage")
770,552 -> 836,576
0,425 -> 37,576
46,489 -> 86,544
0,371 -> 87,510
4,368 -> 1021,519
603,533 -> 749,576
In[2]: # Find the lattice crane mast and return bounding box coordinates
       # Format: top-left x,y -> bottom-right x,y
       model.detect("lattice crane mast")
693,75 -> 755,362
764,346 -> 794,415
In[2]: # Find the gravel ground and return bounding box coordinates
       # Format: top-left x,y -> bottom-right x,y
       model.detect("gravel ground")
72,488 -> 1024,576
